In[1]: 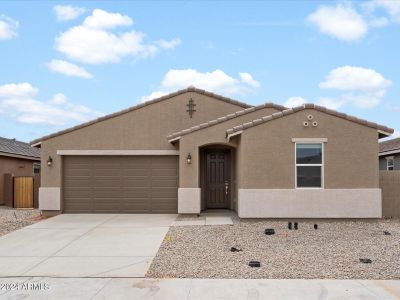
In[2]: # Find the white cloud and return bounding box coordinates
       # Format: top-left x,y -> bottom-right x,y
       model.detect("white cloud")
0,15 -> 19,40
139,91 -> 169,102
47,59 -> 93,79
239,72 -> 260,88
53,5 -> 86,22
307,4 -> 368,41
140,69 -> 261,102
0,83 -> 100,125
368,16 -> 390,28
319,66 -> 391,108
284,96 -> 307,108
365,0 -> 400,23
48,93 -> 68,105
55,9 -> 180,64
317,97 -> 345,110
154,38 -> 181,49
82,9 -> 132,29
319,66 -> 391,92
0,83 -> 37,98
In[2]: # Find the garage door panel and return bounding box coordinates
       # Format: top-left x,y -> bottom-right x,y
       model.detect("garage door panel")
92,189 -> 121,198
64,179 -> 92,188
93,179 -> 122,188
123,168 -> 151,176
152,179 -> 179,187
94,169 -> 121,176
152,189 -> 178,198
123,179 -> 151,187
63,155 -> 178,213
152,169 -> 178,176
64,189 -> 92,198
64,169 -> 92,177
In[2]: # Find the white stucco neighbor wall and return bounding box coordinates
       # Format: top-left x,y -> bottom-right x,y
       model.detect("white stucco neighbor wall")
178,188 -> 201,214
39,187 -> 61,210
238,189 -> 382,218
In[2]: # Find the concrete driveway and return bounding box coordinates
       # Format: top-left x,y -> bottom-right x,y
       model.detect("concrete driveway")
0,214 -> 177,278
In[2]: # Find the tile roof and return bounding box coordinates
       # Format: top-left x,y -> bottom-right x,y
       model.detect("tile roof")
0,137 -> 40,159
166,102 -> 287,141
226,104 -> 394,137
30,87 -> 252,145
379,137 -> 400,153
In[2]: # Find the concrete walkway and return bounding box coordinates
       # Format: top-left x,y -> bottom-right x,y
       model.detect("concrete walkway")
0,278 -> 399,299
0,214 -> 177,278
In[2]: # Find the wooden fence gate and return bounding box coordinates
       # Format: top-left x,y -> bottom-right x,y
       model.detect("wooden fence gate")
13,176 -> 34,208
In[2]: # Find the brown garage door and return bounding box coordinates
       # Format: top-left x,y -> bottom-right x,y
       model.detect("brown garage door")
63,156 -> 178,213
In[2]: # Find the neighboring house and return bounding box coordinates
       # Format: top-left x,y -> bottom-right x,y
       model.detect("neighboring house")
30,87 -> 393,218
379,137 -> 400,171
0,137 -> 41,206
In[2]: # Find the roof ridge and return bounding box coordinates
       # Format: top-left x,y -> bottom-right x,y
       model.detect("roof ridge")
30,87 -> 252,145
166,102 -> 287,140
226,103 -> 394,136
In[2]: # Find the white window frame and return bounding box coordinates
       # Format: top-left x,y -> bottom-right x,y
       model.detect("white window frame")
386,156 -> 394,171
295,142 -> 324,189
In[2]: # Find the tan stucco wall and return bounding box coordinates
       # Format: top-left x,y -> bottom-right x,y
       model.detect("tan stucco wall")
238,109 -> 379,189
39,91 -> 247,187
178,106 -> 281,188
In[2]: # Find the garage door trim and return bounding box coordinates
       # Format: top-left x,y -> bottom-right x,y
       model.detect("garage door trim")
57,150 -> 179,155
62,155 -> 178,213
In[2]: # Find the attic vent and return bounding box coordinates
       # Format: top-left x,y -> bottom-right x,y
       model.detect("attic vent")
307,115 -> 313,120
312,121 -> 318,127
303,121 -> 309,127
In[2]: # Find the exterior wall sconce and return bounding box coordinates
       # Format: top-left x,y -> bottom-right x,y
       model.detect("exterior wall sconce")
47,156 -> 53,166
186,153 -> 192,164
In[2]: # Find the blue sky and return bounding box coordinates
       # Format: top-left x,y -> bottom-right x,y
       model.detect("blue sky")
0,0 -> 399,142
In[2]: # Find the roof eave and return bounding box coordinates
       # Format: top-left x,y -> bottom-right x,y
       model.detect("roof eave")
378,129 -> 393,139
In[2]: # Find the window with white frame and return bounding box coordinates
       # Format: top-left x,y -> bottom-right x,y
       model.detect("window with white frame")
296,143 -> 323,188
386,157 -> 394,171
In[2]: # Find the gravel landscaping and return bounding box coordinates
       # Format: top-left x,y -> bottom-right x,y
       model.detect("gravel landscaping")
0,206 -> 45,237
147,219 -> 400,279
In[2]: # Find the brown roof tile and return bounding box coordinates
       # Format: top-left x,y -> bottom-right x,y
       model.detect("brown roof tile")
166,102 -> 286,141
30,87 -> 252,145
226,103 -> 394,137
379,137 -> 400,153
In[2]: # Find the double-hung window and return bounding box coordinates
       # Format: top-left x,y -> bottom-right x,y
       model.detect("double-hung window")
387,157 -> 394,171
296,143 -> 323,188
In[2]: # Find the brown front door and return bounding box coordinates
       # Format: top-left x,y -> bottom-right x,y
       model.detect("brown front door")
204,150 -> 230,209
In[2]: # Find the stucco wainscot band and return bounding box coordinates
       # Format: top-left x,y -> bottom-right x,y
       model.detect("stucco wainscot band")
237,189 -> 382,218
178,188 -> 201,214
39,187 -> 61,211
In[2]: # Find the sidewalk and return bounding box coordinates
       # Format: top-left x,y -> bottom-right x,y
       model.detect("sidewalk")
1,277 -> 399,300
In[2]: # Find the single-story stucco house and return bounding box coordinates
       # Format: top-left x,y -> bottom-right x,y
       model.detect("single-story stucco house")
379,137 -> 400,171
30,87 -> 394,218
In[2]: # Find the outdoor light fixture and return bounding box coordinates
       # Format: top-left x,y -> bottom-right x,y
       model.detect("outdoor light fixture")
47,156 -> 53,166
186,153 -> 192,164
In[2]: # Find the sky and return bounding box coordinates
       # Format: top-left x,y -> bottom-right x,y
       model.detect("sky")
0,0 -> 399,142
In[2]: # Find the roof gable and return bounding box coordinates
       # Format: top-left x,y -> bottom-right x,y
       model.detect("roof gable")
30,87 -> 251,145
226,104 -> 394,138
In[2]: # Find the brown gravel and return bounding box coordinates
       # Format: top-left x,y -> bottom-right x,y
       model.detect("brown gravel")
0,206 -> 45,237
146,219 -> 400,279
